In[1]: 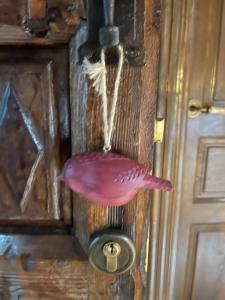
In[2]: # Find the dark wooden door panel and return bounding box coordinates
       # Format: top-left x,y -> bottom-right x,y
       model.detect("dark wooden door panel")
70,0 -> 160,295
0,1 -> 158,299
0,234 -> 88,299
0,0 -> 82,45
0,48 -> 71,224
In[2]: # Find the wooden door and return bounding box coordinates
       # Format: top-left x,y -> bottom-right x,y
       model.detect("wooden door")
0,1 -> 160,299
152,1 -> 225,299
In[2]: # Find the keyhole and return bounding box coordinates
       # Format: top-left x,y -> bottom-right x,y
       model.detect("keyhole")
103,242 -> 121,273
189,105 -> 199,112
105,242 -> 120,256
110,243 -> 115,254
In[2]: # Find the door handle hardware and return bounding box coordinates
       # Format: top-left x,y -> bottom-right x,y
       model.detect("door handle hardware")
188,99 -> 225,118
99,0 -> 119,47
78,0 -> 145,65
89,230 -> 136,275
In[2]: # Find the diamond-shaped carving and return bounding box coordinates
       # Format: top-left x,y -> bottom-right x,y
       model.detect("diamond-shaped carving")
0,81 -> 43,214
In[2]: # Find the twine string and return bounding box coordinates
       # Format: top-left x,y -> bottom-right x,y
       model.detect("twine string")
82,45 -> 124,152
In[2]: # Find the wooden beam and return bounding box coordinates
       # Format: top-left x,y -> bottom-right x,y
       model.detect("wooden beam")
27,0 -> 48,34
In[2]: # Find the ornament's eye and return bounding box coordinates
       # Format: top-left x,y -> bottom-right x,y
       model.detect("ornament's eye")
66,164 -> 75,177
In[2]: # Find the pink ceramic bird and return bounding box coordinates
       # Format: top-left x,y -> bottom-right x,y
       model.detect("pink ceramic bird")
59,152 -> 173,207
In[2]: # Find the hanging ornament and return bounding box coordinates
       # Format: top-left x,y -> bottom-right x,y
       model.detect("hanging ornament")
59,45 -> 173,207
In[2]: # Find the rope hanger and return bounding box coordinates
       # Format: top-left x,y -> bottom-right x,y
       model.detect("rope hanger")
82,45 -> 124,152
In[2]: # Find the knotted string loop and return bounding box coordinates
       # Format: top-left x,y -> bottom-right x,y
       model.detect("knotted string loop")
82,45 -> 124,151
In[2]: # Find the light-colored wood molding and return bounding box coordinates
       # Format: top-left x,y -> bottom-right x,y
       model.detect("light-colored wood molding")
151,0 -> 191,299
148,0 -> 174,298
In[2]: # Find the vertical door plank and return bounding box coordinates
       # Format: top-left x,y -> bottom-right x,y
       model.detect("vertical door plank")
70,0 -> 160,298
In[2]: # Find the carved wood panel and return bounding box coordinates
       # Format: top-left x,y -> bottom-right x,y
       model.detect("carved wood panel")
0,48 -> 71,224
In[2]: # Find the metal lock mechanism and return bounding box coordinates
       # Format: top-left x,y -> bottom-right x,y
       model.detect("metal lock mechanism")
89,230 -> 136,275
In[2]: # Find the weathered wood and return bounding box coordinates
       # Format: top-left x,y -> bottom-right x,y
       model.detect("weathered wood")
0,0 -> 159,299
27,0 -> 47,20
70,0 -> 160,298
0,47 -> 71,224
0,0 -> 83,45
148,0 -> 172,299
0,234 -> 88,299
27,0 -> 48,34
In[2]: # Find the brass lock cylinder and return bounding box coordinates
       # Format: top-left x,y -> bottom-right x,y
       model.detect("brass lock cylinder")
89,230 -> 136,275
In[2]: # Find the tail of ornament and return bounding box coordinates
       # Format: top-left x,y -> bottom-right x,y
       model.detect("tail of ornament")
144,175 -> 173,192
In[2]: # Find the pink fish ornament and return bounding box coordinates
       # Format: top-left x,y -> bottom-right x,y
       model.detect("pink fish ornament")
59,152 -> 173,207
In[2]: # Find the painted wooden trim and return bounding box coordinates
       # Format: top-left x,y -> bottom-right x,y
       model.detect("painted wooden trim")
151,0 -> 191,299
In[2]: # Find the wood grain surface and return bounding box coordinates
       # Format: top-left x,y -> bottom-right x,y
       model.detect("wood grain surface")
0,0 -> 83,45
0,0 -> 160,299
70,0 -> 161,298
0,47 -> 71,225
0,234 -> 88,300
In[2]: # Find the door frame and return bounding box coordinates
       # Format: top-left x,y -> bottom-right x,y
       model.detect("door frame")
149,0 -> 190,299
